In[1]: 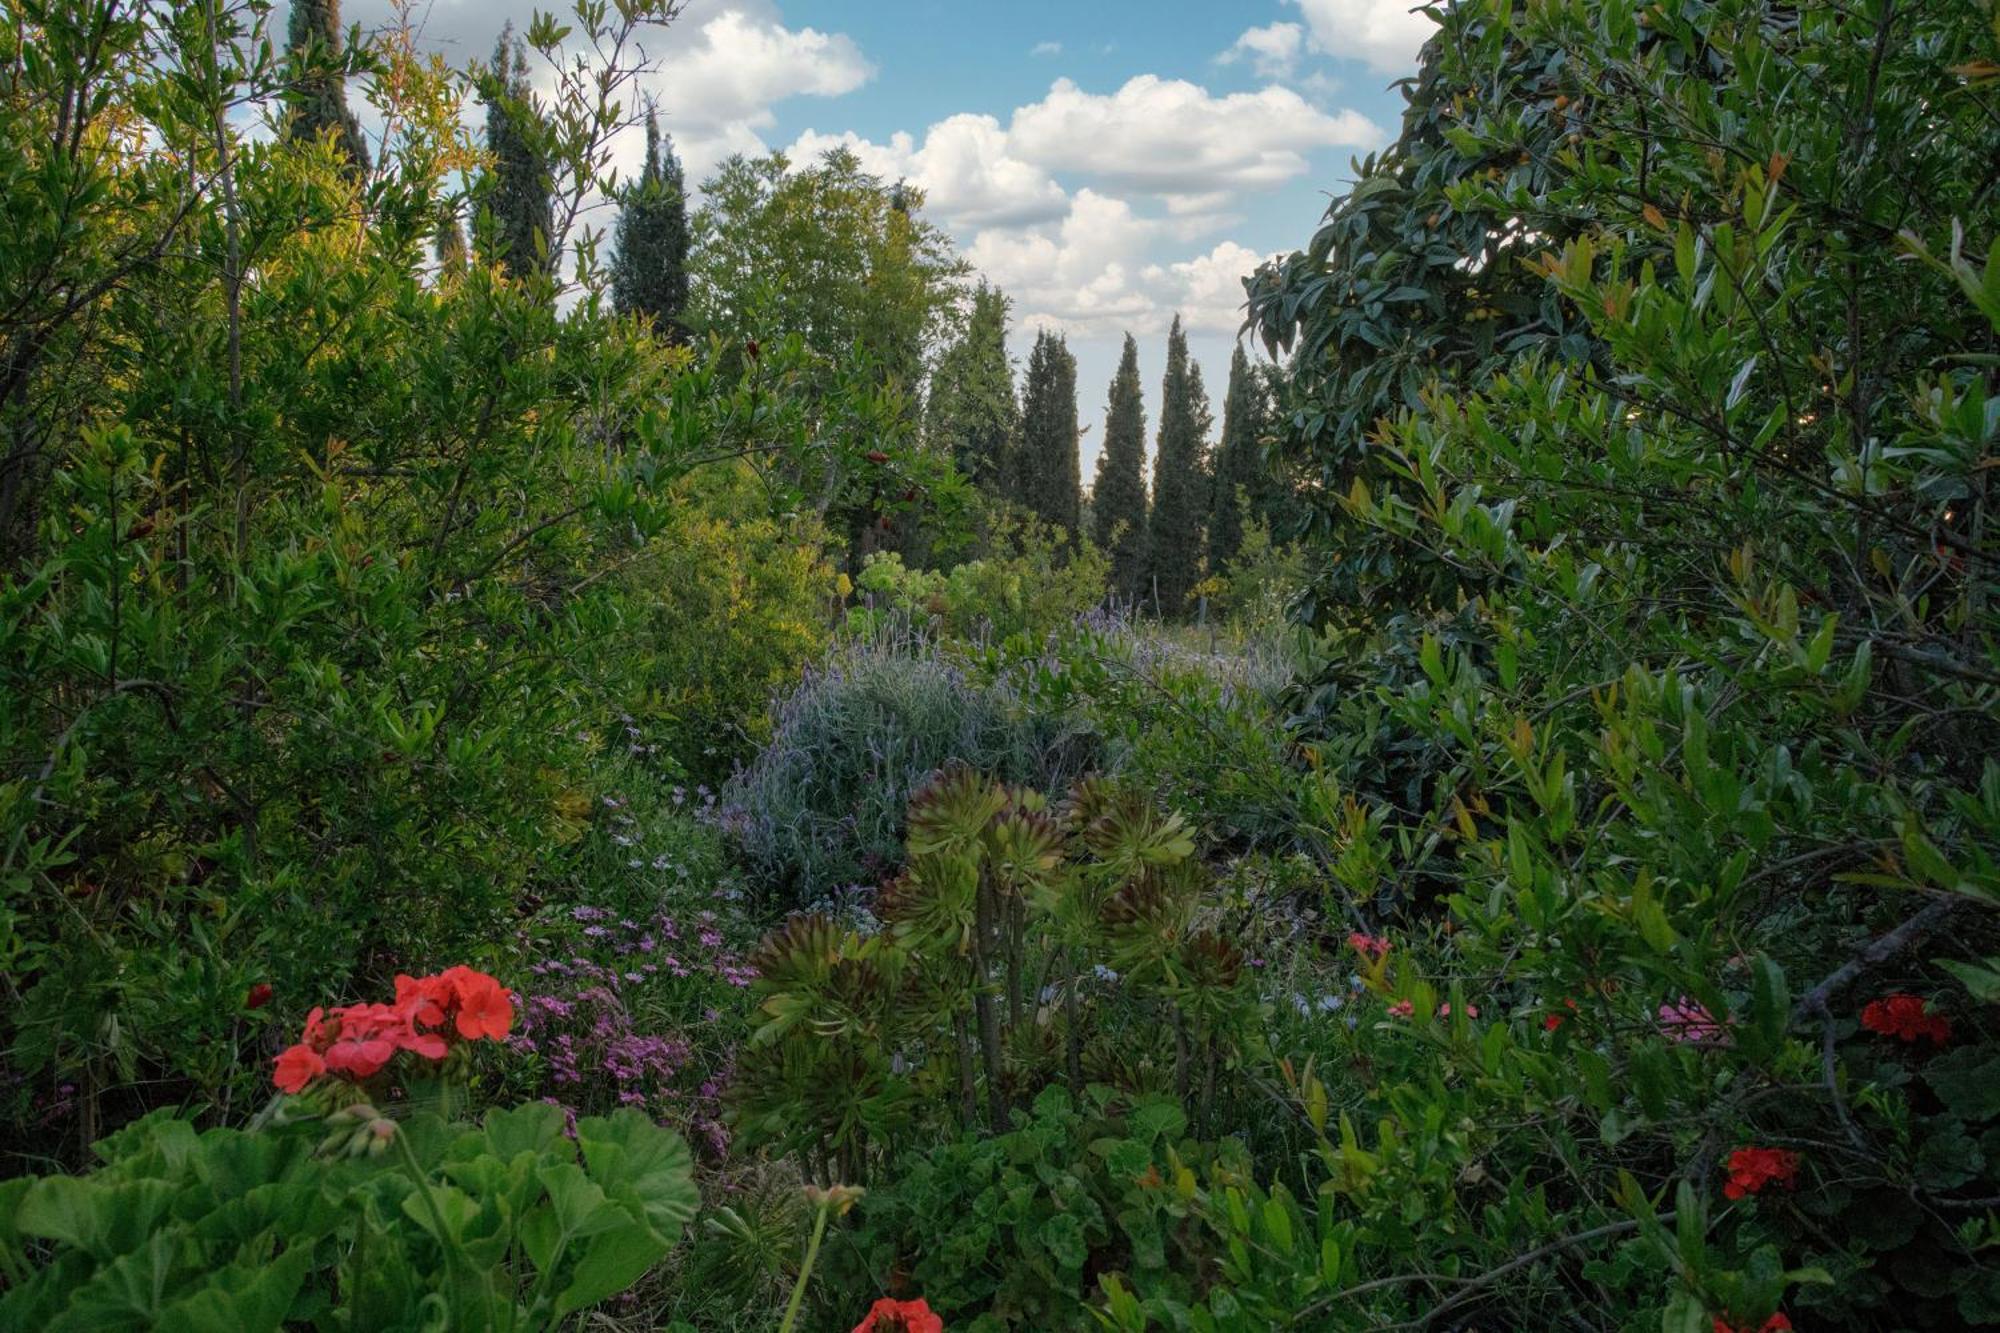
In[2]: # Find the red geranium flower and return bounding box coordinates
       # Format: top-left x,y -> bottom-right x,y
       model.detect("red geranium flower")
450,972 -> 515,1041
1860,993 -> 1950,1046
246,983 -> 273,1010
273,1043 -> 327,1093
1347,932 -> 1391,960
1723,1146 -> 1800,1199
271,966 -> 514,1092
853,1297 -> 943,1333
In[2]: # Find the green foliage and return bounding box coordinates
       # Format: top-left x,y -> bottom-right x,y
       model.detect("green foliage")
1018,329 -> 1083,540
1093,0 -> 2000,1328
0,1102 -> 696,1331
1093,336 -> 1150,602
732,773 -> 1262,1180
718,639 -> 1097,906
690,147 -> 967,397
846,513 -> 1110,650
927,283 -> 1021,498
626,468 -> 838,781
827,1086 -> 1226,1332
611,110 -> 693,342
1146,317 -> 1212,615
1193,519 -> 1304,633
0,0 -> 894,1165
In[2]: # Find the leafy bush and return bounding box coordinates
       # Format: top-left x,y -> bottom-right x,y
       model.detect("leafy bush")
826,1087 -> 1227,1332
0,0 -> 914,1164
719,638 -> 1097,903
1081,0 -> 2000,1328
0,1102 -> 697,1332
732,772 -> 1267,1178
625,469 -> 839,783
846,513 -> 1111,650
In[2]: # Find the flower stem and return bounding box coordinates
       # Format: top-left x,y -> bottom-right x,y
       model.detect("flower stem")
777,1198 -> 832,1333
394,1127 -> 490,1327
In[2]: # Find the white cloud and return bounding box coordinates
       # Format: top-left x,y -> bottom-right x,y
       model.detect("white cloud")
786,113 -> 1069,230
967,190 -> 1162,337
1144,241 -> 1270,334
1007,76 -> 1380,196
1218,22 -> 1306,81
1032,40 -> 1062,57
643,8 -> 874,182
1289,0 -> 1436,75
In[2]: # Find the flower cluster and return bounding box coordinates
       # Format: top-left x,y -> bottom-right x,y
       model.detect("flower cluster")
1347,932 -> 1392,959
853,1297 -> 943,1333
1859,993 -> 1950,1046
510,905 -> 748,1155
1659,996 -> 1731,1045
1722,1146 -> 1800,1200
273,967 -> 513,1093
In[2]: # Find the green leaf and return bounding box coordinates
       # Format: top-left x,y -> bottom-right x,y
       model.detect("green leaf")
1632,1042 -> 1675,1119
1927,1049 -> 2000,1120
1747,956 -> 1789,1060
1937,957 -> 2000,1003
1041,1212 -> 1089,1271
554,1223 -> 670,1317
574,1110 -> 698,1242
1127,1098 -> 1187,1145
482,1101 -> 569,1162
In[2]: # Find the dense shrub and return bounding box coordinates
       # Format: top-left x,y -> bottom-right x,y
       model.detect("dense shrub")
0,0 -> 913,1166
732,772 -> 1271,1178
825,1088 -> 1229,1332
625,470 -> 839,783
845,514 -> 1111,650
1087,0 -> 2000,1328
719,637 -> 1097,903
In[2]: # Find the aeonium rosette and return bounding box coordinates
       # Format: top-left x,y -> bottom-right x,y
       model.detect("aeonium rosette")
273,966 -> 515,1094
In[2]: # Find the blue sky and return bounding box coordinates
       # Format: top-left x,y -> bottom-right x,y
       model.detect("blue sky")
352,0 -> 1434,476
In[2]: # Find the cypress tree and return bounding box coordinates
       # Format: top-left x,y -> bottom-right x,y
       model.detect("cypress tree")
434,201 -> 468,280
1207,343 -> 1270,575
1147,316 -> 1212,615
1018,328 -> 1081,539
924,284 -> 1018,496
283,0 -> 370,175
477,26 -> 554,280
1092,334 -> 1148,602
610,109 -> 691,341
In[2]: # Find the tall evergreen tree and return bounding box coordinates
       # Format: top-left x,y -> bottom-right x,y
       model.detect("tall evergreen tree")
1018,328 -> 1081,538
1092,334 -> 1148,601
1207,343 -> 1271,574
610,109 -> 691,341
477,26 -> 554,280
434,201 -> 468,281
924,284 -> 1018,497
1147,316 -> 1212,614
283,0 -> 370,175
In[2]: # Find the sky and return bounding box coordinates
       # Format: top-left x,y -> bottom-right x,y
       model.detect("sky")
334,0 -> 1433,480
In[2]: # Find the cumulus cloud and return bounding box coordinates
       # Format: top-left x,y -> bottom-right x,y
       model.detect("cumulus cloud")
637,7 -> 874,182
1144,241 -> 1271,334
1032,40 -> 1063,57
786,114 -> 1069,230
1289,0 -> 1437,75
1007,76 -> 1380,195
1218,22 -> 1306,81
